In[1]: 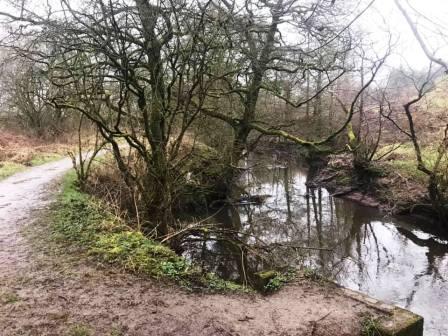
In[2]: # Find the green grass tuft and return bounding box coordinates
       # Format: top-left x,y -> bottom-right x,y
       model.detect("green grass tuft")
360,315 -> 381,336
0,291 -> 20,304
256,269 -> 296,293
0,162 -> 26,180
303,267 -> 322,281
66,324 -> 92,336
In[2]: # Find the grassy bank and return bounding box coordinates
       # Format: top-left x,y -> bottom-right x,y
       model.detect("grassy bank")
0,153 -> 64,180
0,162 -> 27,180
314,143 -> 434,214
52,173 -> 247,293
376,143 -> 440,184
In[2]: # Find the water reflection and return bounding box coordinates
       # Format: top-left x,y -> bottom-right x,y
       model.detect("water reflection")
183,153 -> 448,336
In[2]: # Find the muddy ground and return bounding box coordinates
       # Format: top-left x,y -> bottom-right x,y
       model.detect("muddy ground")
0,159 -> 379,336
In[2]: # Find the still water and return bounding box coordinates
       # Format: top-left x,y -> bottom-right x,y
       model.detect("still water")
183,153 -> 448,336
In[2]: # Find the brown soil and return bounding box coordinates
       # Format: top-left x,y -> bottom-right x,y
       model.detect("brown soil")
0,159 -> 380,336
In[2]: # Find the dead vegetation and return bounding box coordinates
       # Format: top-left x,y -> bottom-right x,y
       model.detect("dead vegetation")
0,128 -> 70,178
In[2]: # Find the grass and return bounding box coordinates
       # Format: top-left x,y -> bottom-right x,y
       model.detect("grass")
66,324 -> 92,336
264,272 -> 291,292
256,269 -> 296,293
303,267 -> 323,282
376,142 -> 445,184
0,152 -> 64,180
360,314 -> 381,336
29,152 -> 64,165
0,291 -> 20,304
0,162 -> 27,180
52,172 -> 247,293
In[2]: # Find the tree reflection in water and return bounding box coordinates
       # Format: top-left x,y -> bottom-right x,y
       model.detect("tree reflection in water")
181,153 -> 448,335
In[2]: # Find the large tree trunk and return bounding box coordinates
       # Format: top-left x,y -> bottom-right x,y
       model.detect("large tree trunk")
135,0 -> 173,236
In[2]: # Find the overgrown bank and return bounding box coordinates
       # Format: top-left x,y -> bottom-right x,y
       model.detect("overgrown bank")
46,170 -> 423,336
310,144 -> 443,230
0,159 -> 398,336
53,172 -> 249,293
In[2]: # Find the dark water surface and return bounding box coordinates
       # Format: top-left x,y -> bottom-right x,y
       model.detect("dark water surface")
183,153 -> 448,336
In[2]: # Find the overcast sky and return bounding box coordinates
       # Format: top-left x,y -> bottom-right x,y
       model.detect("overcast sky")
0,0 -> 447,71
362,0 -> 448,70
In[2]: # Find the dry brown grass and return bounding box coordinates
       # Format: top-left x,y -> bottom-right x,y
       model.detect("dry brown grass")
0,128 -> 79,179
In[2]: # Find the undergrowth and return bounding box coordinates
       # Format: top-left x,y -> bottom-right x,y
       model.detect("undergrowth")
52,172 -> 248,293
360,314 -> 381,336
376,142 -> 442,184
262,270 -> 296,293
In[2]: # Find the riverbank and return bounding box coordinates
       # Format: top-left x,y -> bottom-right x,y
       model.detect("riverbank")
0,159 -> 426,335
309,152 -> 435,218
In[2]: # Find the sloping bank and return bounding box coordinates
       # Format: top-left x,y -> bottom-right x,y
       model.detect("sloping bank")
46,172 -> 424,336
309,153 -> 434,219
53,173 -> 245,292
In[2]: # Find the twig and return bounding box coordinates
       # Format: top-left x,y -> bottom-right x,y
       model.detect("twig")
311,311 -> 332,336
160,208 -> 224,243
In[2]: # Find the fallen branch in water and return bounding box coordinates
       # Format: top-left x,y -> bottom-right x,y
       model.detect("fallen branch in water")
160,208 -> 224,243
266,243 -> 333,252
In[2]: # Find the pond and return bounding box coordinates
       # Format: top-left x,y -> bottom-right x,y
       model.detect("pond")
182,152 -> 448,336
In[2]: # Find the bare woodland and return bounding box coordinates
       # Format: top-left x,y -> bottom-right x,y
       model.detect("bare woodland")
0,0 -> 447,235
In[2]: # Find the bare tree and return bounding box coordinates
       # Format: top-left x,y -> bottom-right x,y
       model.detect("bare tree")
1,58 -> 67,137
0,0 -> 385,237
394,0 -> 448,72
196,0 -> 383,172
0,0 -> 224,236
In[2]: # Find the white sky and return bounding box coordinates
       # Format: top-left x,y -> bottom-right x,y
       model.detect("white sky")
0,0 -> 447,72
361,0 -> 448,70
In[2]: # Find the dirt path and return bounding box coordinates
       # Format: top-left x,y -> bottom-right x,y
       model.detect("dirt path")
0,160 -> 375,336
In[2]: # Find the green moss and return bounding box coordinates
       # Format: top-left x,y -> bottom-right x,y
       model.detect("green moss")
92,231 -> 191,279
52,172 -> 247,293
205,273 -> 248,292
377,308 -> 424,336
336,174 -> 352,185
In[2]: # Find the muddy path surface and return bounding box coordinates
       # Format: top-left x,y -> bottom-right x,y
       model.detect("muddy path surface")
0,159 -> 374,336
